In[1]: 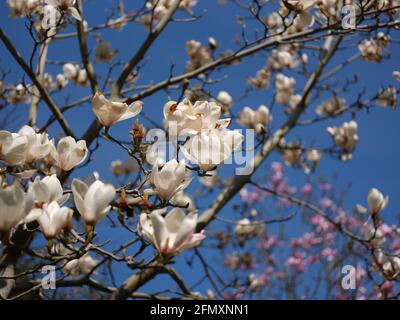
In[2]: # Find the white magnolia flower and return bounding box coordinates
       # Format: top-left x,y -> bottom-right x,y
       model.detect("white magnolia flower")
163,99 -> 230,137
376,87 -> 397,108
234,218 -> 264,238
71,178 -> 116,226
7,0 -> 41,18
0,181 -> 29,232
185,40 -> 212,71
367,188 -> 389,215
306,149 -> 322,163
63,63 -> 78,79
139,208 -> 205,256
275,73 -> 296,105
182,128 -> 243,171
284,0 -> 316,27
63,254 -> 98,277
216,91 -> 233,113
92,92 -> 143,127
6,83 -> 29,104
41,4 -> 60,36
327,120 -> 359,161
316,97 -> 346,116
358,33 -> 390,63
381,257 -> 400,279
0,130 -> 28,166
249,67 -> 271,89
238,105 -> 272,133
149,159 -> 189,201
393,71 -> 400,81
268,47 -> 298,69
56,74 -> 68,89
45,0 -> 82,21
235,218 -> 254,236
110,160 -> 124,176
17,125 -> 52,163
36,201 -> 73,239
48,136 -> 88,171
24,174 -> 70,223
62,63 -> 89,86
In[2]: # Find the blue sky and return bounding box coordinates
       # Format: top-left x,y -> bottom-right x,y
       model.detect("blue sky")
1,1 -> 400,298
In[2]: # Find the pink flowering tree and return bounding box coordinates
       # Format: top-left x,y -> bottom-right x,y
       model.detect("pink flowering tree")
0,0 -> 399,300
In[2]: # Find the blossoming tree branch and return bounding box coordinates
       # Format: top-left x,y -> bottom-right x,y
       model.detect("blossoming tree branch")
0,0 -> 399,300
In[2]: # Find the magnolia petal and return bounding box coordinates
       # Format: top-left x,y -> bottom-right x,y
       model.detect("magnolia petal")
118,101 -> 143,122
69,7 -> 82,21
165,208 -> 186,234
71,178 -> 88,217
150,211 -> 169,252
83,181 -> 115,224
172,212 -> 197,251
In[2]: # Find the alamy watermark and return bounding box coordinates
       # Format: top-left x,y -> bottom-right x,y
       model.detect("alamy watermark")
341,265 -> 357,290
41,265 -> 56,290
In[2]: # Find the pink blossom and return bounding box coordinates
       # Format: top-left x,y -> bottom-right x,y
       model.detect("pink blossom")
258,235 -> 279,250
320,182 -> 332,193
310,215 -> 334,233
321,247 -> 337,261
320,197 -> 334,210
291,232 -> 322,250
301,183 -> 313,196
285,252 -> 312,273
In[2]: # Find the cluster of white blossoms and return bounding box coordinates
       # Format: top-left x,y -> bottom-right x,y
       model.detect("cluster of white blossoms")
141,0 -> 197,29
0,125 -> 69,168
235,218 -> 264,238
327,120 -> 359,161
316,96 -> 346,116
164,99 -> 243,171
275,73 -> 300,112
63,63 -> 89,87
268,45 -> 300,70
4,83 -> 32,104
43,0 -> 82,21
238,105 -> 272,134
0,172 -> 115,238
3,76 -> 70,104
185,40 -> 213,72
376,86 -> 397,109
0,130 -> 87,179
249,45 -> 306,90
358,32 -> 390,62
374,249 -> 400,279
7,0 -> 41,18
0,93 -> 245,258
282,0 -> 316,32
356,188 -> 400,279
